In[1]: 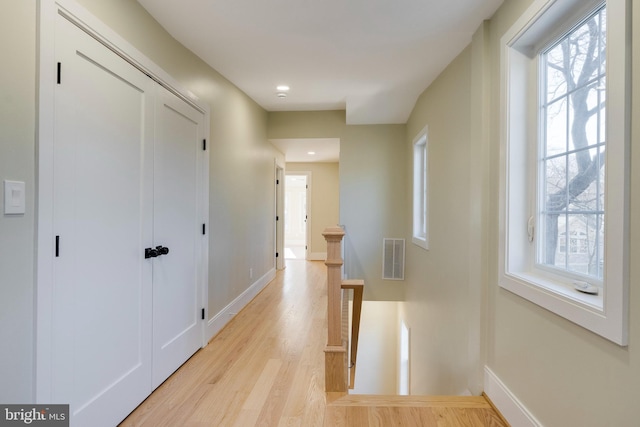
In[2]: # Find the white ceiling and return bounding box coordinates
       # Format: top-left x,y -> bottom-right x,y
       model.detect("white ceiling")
136,0 -> 503,125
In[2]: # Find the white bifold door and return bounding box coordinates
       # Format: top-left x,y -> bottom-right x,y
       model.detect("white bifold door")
50,14 -> 205,427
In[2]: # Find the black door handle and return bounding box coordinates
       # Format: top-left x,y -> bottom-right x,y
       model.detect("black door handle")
145,248 -> 159,259
156,245 -> 169,255
145,246 -> 169,259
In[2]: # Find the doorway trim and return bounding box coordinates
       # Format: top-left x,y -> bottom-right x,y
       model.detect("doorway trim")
36,0 -> 210,402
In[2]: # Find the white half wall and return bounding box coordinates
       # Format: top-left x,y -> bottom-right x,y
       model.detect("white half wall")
350,301 -> 399,395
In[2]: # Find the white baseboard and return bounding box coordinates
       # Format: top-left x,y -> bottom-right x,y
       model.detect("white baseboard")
484,366 -> 542,427
206,268 -> 276,342
309,252 -> 327,261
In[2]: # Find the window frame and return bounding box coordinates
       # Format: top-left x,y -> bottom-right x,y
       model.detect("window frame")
412,126 -> 429,250
499,0 -> 630,345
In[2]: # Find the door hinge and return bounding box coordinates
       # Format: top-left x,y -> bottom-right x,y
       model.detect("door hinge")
276,252 -> 279,258
203,139 -> 207,151
201,308 -> 205,320
55,236 -> 60,257
57,62 -> 61,84
276,179 -> 279,185
202,224 -> 206,235
276,216 -> 279,221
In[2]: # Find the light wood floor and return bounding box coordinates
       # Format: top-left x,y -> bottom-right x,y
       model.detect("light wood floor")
119,260 -> 508,427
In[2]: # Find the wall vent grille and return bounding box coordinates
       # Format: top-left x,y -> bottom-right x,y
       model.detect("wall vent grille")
383,238 -> 405,280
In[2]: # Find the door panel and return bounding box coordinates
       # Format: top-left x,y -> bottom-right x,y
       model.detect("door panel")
152,87 -> 204,389
53,16 -> 154,427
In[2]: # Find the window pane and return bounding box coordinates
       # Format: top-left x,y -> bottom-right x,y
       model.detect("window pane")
599,10 -> 607,74
544,156 -> 566,210
565,214 -> 603,278
568,82 -> 601,151
598,147 -> 605,211
538,5 -> 606,280
567,17 -> 602,84
598,213 -> 605,278
568,150 -> 600,213
545,39 -> 568,102
412,132 -> 428,248
545,98 -> 568,156
599,77 -> 607,143
541,213 -> 566,268
566,215 -> 587,273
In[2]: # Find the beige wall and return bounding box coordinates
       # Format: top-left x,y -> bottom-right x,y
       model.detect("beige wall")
268,110 -> 346,139
286,162 -> 339,257
482,1 -> 640,425
0,0 -> 281,402
269,112 -> 407,301
0,0 -> 36,403
402,46 -> 475,396
340,125 -> 407,301
400,1 -> 640,423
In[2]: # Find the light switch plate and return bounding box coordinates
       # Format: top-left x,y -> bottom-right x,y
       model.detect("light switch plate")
4,180 -> 26,215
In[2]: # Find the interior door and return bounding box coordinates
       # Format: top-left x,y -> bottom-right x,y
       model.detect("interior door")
53,15 -> 154,427
152,87 -> 205,389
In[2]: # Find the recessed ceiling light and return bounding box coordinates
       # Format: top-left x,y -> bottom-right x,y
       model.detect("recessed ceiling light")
276,85 -> 290,91
277,92 -> 287,98
308,151 -> 316,155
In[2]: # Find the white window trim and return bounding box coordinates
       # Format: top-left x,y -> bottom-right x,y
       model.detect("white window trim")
412,126 -> 429,250
499,0 -> 630,345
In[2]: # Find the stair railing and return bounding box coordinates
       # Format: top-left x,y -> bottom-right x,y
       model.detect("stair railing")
341,279 -> 363,389
323,226 -> 364,392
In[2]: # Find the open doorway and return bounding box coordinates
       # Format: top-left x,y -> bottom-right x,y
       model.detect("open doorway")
284,173 -> 310,259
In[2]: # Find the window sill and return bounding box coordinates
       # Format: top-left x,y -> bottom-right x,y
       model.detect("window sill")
412,236 -> 428,251
505,271 -> 603,313
499,269 -> 628,345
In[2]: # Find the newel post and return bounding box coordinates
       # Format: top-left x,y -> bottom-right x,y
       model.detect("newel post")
322,226 -> 347,392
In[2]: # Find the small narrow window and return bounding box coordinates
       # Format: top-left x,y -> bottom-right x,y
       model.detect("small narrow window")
412,127 -> 428,250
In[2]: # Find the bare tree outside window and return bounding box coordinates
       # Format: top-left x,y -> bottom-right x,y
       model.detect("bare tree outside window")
539,6 -> 606,279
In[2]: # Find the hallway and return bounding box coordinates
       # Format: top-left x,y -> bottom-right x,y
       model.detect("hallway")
120,261 -> 507,426
121,261 -> 328,426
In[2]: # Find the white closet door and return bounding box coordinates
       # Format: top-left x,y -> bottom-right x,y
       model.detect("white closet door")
53,15 -> 154,427
152,87 -> 204,389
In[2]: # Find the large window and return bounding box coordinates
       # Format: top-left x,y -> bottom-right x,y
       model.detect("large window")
412,126 -> 428,250
499,0 -> 629,345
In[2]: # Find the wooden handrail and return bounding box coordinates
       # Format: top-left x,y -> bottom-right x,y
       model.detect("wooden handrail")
341,279 -> 363,389
322,226 -> 364,393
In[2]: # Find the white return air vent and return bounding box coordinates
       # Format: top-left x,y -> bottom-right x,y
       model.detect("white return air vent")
383,238 -> 405,280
